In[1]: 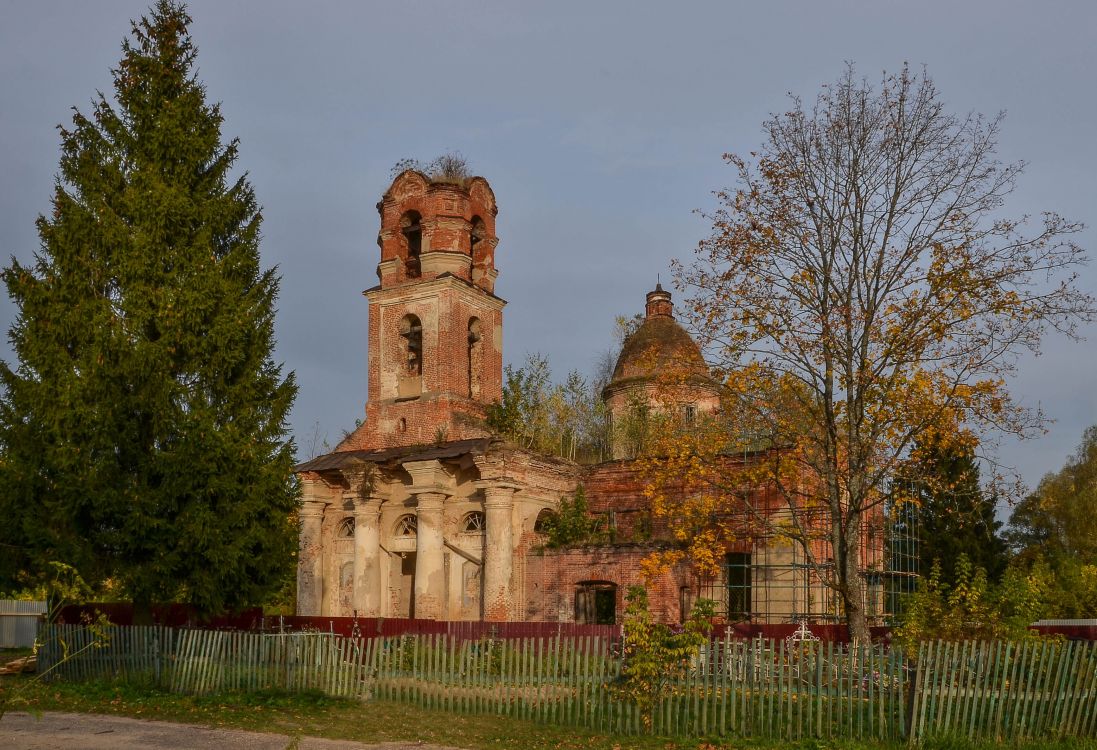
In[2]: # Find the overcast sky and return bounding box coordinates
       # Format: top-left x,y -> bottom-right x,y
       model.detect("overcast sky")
2,1 -> 1095,497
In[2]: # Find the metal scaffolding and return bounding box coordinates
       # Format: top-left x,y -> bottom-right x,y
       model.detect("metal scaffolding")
696,502 -> 919,625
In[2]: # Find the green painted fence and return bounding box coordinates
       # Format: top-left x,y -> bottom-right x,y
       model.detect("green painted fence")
35,624 -> 1097,742
910,639 -> 1097,741
37,625 -> 365,698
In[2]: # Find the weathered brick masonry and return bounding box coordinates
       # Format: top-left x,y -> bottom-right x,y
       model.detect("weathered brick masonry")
293,169 -> 884,627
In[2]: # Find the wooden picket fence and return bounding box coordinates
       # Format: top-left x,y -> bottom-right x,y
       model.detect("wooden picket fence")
910,639 -> 1097,741
37,624 -> 177,685
35,624 -> 1097,742
37,625 -> 365,697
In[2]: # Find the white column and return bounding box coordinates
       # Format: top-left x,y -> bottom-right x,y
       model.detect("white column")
401,459 -> 453,621
413,491 -> 447,619
352,498 -> 382,616
296,493 -> 329,616
478,482 -> 518,621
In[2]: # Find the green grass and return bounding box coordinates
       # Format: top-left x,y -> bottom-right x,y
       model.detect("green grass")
1,673 -> 1093,750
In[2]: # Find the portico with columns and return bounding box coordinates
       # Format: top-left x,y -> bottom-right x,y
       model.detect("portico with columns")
293,168 -> 855,627
294,439 -> 577,621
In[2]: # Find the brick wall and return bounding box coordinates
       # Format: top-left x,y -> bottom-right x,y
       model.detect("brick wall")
336,172 -> 505,453
525,544 -> 692,625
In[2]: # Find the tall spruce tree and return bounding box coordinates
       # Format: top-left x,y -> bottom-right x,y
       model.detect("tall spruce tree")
0,1 -> 297,619
896,435 -> 1008,586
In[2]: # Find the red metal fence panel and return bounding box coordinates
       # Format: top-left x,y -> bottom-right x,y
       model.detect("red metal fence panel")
53,605 -> 1097,642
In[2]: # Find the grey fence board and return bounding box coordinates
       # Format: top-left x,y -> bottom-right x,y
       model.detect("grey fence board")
0,599 -> 47,648
34,624 -> 1097,742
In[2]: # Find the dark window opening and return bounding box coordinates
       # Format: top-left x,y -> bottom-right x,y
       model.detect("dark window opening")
400,314 -> 423,376
575,581 -> 617,625
401,212 -> 422,278
470,216 -> 486,255
467,318 -> 482,399
724,552 -> 751,621
462,511 -> 485,533
395,514 -> 418,537
679,586 -> 695,623
683,405 -> 697,425
534,509 -> 556,534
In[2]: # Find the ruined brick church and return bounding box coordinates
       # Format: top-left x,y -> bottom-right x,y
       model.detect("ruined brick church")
294,170 -> 887,626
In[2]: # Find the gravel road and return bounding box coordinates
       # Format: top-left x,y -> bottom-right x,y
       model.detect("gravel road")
0,711 -> 470,750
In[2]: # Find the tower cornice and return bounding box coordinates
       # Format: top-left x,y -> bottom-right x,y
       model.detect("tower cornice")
365,272 -> 507,309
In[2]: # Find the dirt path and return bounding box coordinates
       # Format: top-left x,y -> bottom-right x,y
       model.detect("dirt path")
0,711 -> 469,750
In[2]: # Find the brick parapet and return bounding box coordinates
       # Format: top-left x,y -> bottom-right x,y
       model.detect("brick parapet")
377,171 -> 498,292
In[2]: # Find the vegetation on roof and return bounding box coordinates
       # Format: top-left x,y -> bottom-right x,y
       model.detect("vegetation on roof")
390,152 -> 472,185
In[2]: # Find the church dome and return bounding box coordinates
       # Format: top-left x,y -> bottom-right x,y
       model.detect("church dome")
603,285 -> 710,396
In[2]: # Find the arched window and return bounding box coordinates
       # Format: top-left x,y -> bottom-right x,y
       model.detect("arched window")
462,511 -> 485,533
401,211 -> 422,278
394,514 -> 418,537
534,509 -> 556,535
336,517 -> 355,538
400,314 -> 423,377
467,317 -> 482,399
470,216 -> 486,255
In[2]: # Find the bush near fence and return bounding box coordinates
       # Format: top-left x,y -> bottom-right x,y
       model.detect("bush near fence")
36,623 -> 1097,742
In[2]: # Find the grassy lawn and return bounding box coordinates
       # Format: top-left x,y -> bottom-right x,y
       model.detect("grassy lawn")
1,672 -> 1091,750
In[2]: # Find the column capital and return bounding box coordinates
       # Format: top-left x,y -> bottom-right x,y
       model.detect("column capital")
403,458 -> 451,491
473,478 -> 522,492
352,497 -> 382,520
300,475 -> 332,499
414,491 -> 448,511
474,480 -> 521,506
410,484 -> 451,497
299,499 -> 329,519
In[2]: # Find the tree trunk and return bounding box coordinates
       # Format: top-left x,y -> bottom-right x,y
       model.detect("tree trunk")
842,543 -> 871,644
833,502 -> 871,645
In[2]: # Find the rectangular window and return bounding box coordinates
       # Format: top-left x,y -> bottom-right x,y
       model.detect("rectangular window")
725,552 -> 751,621
575,582 -> 617,625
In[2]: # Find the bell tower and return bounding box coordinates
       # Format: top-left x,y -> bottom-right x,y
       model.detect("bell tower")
342,170 -> 505,450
